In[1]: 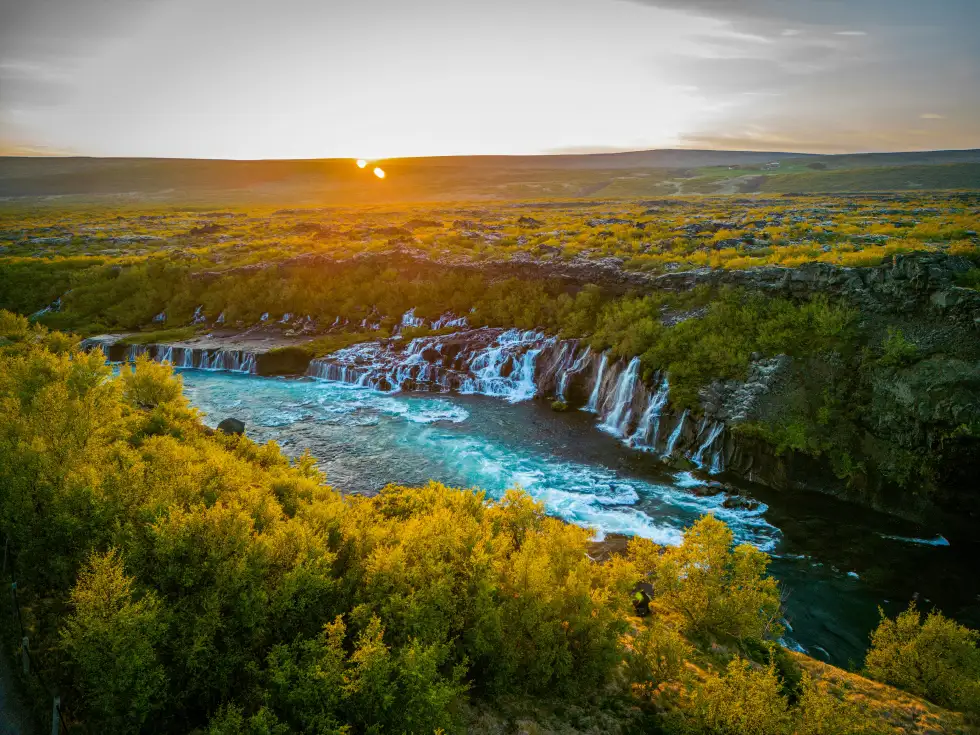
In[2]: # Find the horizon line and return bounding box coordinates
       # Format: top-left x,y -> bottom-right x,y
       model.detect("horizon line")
3,146 -> 980,163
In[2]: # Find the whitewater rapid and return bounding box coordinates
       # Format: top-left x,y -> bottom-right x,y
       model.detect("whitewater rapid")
179,371 -> 779,550
173,368 -> 969,670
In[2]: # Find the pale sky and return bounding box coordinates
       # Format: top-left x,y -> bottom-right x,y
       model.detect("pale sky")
1,0 -> 978,158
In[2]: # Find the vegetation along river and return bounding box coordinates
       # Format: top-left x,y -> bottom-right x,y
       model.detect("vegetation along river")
179,368 -> 980,669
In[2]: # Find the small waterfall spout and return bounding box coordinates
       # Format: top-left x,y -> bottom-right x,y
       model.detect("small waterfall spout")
630,375 -> 669,449
557,346 -> 591,401
692,421 -> 725,469
584,352 -> 609,413
599,357 -> 641,437
664,409 -> 689,457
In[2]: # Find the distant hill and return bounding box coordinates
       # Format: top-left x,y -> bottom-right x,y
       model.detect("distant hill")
1,148 -> 978,203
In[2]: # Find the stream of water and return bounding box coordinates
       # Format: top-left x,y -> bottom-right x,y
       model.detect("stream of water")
178,369 -> 979,669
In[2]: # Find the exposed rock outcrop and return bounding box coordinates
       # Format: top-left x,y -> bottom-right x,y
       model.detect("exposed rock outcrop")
217,418 -> 245,435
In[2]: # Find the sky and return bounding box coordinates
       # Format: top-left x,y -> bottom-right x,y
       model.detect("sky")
1,0 -> 978,158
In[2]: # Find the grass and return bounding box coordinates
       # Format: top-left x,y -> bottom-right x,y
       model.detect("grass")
117,327 -> 199,345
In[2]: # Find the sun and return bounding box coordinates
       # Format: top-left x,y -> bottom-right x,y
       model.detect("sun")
356,159 -> 368,169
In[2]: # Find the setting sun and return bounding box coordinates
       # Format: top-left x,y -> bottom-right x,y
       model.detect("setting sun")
373,167 -> 386,179
356,159 -> 367,169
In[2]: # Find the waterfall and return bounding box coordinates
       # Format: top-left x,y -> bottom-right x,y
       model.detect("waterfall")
126,344 -> 150,362
557,345 -> 591,400
664,409 -> 688,457
110,343 -> 257,374
80,338 -> 111,359
692,421 -> 725,469
192,306 -> 205,324
308,328 -> 551,403
709,444 -> 725,475
599,357 -> 641,437
400,308 -> 425,329
431,313 -> 468,330
630,375 -> 669,449
584,352 -> 609,413
460,330 -> 548,402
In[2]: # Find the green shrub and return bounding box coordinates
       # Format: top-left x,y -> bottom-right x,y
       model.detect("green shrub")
120,353 -> 185,408
679,658 -> 790,735
878,328 -> 919,368
653,516 -> 783,643
865,603 -> 980,713
60,550 -> 167,734
792,673 -> 883,735
625,621 -> 692,691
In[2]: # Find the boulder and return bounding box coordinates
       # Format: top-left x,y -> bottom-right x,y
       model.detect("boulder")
722,494 -> 760,511
217,418 -> 245,435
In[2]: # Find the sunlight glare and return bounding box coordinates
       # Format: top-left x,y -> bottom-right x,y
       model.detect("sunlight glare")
373,167 -> 386,179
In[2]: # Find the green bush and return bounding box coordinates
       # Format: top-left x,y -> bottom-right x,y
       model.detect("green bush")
865,603 -> 980,713
878,328 -> 919,368
60,550 -> 167,734
792,673 -> 883,735
0,314 -> 941,733
652,516 -> 783,643
678,658 -> 790,735
625,620 -> 692,691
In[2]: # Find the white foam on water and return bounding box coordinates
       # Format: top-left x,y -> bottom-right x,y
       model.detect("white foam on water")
182,373 -> 469,429
878,533 -> 951,547
178,370 -> 782,552
672,471 -> 702,488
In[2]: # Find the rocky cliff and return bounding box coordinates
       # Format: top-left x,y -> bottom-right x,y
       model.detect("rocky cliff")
88,252 -> 980,523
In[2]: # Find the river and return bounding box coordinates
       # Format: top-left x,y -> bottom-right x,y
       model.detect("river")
178,369 -> 978,669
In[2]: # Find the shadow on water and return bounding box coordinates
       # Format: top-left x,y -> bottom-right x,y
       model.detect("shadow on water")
179,370 -> 979,669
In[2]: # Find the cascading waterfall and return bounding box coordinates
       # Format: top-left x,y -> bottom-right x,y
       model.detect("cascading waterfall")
557,345 -> 591,401
305,327 -> 727,470
110,343 -> 257,374
459,331 -> 550,402
431,313 -> 469,330
88,313 -> 733,473
664,409 -> 689,457
630,375 -> 669,449
692,421 -> 725,469
598,357 -> 641,437
709,442 -> 726,475
400,308 -> 425,329
307,328 -> 551,402
584,352 -> 609,412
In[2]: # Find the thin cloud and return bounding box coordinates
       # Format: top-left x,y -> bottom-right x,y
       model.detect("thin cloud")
834,30 -> 867,36
920,113 -> 945,119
